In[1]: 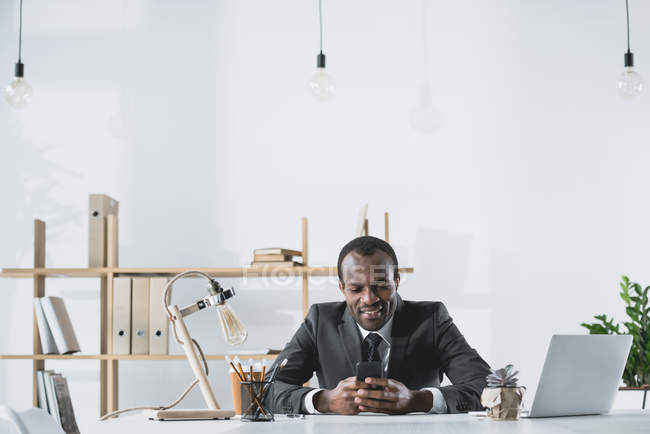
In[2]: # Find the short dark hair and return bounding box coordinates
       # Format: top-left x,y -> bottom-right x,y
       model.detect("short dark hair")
337,236 -> 399,283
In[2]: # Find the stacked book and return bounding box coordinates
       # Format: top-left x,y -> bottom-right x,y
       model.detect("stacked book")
251,248 -> 303,268
36,369 -> 80,434
33,297 -> 80,355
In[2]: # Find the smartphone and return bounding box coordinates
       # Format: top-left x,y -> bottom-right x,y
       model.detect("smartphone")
356,361 -> 383,390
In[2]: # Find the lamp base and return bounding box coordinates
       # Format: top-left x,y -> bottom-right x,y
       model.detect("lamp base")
145,409 -> 236,421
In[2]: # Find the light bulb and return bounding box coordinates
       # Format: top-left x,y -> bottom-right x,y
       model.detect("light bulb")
410,85 -> 443,133
618,67 -> 644,98
216,303 -> 247,346
5,76 -> 33,109
309,67 -> 335,101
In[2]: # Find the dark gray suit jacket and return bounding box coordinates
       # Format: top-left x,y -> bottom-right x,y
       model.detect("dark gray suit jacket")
265,294 -> 491,414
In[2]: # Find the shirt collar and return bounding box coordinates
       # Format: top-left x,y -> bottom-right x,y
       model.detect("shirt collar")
356,314 -> 394,346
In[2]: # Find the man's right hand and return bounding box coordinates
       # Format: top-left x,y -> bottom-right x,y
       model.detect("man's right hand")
313,376 -> 370,415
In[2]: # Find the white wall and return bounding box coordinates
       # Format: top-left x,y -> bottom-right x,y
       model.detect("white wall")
2,0 -> 650,429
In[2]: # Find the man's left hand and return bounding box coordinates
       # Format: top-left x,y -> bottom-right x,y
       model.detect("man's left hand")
354,378 -> 433,414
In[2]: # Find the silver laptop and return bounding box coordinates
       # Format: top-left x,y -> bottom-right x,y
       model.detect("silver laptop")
527,334 -> 632,417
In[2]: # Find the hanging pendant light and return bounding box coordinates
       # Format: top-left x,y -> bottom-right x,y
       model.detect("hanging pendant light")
617,0 -> 643,98
309,0 -> 334,101
410,0 -> 443,133
5,0 -> 33,109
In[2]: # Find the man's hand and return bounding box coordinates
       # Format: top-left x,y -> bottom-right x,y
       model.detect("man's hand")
354,377 -> 433,414
314,376 -> 370,415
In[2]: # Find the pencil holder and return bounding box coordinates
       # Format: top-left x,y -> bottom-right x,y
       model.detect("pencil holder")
230,371 -> 262,415
241,381 -> 274,422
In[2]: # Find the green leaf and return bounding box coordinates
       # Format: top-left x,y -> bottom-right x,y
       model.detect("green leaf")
621,292 -> 632,305
583,275 -> 650,387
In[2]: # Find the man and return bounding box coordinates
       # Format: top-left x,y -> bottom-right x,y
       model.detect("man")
266,236 -> 491,415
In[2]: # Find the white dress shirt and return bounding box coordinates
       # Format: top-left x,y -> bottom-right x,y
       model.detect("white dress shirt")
303,315 -> 448,414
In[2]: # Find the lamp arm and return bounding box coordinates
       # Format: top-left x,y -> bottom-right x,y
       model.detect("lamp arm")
178,295 -> 217,318
162,269 -> 216,316
162,270 -> 223,410
162,270 -> 220,345
168,304 -> 221,410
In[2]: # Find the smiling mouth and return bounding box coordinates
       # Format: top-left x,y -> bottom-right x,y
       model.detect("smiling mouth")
359,304 -> 384,320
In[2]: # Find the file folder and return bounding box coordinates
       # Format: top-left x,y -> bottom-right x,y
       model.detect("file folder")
88,194 -> 119,267
106,214 -> 119,267
149,277 -> 170,355
131,278 -> 150,354
112,277 -> 132,355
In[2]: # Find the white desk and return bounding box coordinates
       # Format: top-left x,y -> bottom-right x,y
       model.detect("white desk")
90,410 -> 649,434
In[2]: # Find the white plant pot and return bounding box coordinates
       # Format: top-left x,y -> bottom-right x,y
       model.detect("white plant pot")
612,389 -> 647,410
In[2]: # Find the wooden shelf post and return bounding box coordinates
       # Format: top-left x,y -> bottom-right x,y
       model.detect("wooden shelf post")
100,212 -> 119,416
32,220 -> 46,407
105,215 -> 119,414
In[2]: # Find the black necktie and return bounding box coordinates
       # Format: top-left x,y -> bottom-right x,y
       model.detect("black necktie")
363,332 -> 383,362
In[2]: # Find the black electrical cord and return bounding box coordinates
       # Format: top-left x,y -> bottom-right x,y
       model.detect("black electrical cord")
315,0 -> 326,68
18,0 -> 23,62
625,0 -> 631,52
319,0 -> 323,54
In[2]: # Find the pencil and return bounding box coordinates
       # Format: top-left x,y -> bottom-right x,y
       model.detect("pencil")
257,364 -> 268,404
229,361 -> 244,381
237,362 -> 247,381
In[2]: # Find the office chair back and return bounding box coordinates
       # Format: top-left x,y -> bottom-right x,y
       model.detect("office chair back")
0,405 -> 65,434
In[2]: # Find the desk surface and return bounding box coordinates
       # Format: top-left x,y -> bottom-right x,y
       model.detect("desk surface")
90,410 -> 650,434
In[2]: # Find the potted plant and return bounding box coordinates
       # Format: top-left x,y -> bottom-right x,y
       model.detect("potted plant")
581,276 -> 649,407
480,365 -> 525,420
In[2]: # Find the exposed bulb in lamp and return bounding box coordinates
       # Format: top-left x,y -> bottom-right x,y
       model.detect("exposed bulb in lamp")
216,303 -> 247,346
410,85 -> 443,133
618,51 -> 644,98
618,67 -> 644,98
5,75 -> 33,109
309,69 -> 335,100
309,52 -> 334,101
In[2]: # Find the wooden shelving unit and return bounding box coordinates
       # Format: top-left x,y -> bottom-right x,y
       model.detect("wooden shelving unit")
0,266 -> 412,279
1,267 -> 328,278
0,354 -> 274,361
0,200 -> 413,418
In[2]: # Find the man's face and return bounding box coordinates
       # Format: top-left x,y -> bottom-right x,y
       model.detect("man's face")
338,250 -> 400,331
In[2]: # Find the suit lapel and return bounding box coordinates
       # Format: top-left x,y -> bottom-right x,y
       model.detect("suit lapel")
338,307 -> 363,373
388,294 -> 411,378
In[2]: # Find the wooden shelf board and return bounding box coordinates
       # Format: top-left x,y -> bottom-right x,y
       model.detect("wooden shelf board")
0,354 -> 276,361
1,266 -> 414,278
0,268 -> 106,278
0,271 -> 39,278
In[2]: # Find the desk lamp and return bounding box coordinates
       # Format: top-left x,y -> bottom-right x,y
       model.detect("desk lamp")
146,270 -> 247,421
